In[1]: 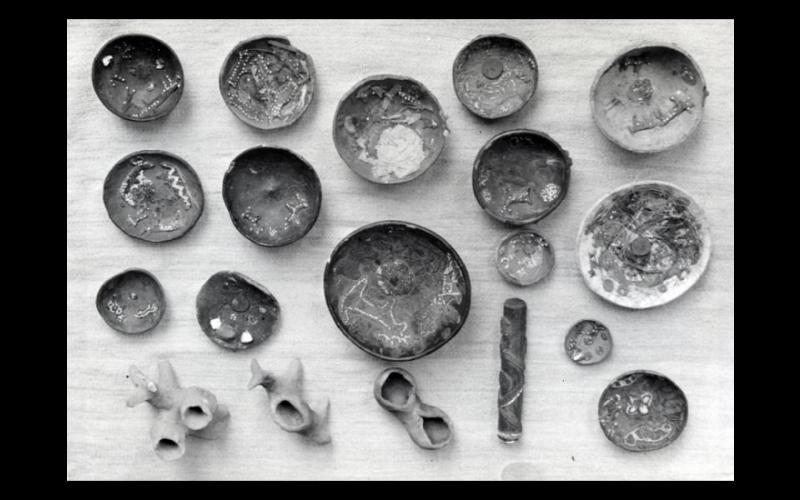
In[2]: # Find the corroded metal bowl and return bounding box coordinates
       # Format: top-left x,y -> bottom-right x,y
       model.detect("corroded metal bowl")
576,181 -> 711,309
323,221 -> 470,361
473,129 -> 571,225
96,268 -> 165,334
103,150 -> 204,243
590,42 -> 708,153
452,34 -> 538,119
332,75 -> 449,184
598,370 -> 688,452
219,36 -> 315,130
222,146 -> 322,247
91,34 -> 184,121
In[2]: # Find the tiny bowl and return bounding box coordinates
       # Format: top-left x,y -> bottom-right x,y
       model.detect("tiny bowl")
222,146 -> 322,247
564,319 -> 612,365
590,42 -> 708,153
91,33 -> 184,121
495,229 -> 554,286
332,75 -> 449,184
576,180 -> 711,309
96,268 -> 166,334
473,129 -> 571,225
598,370 -> 688,452
103,150 -> 204,243
196,271 -> 281,351
219,36 -> 315,130
323,221 -> 471,361
452,34 -> 538,119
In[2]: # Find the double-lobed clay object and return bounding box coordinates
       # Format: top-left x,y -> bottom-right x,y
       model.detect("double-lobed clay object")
196,271 -> 281,350
452,34 -> 538,119
96,268 -> 166,334
323,221 -> 471,361
248,358 -> 331,445
126,359 -> 230,461
92,34 -> 184,121
374,367 -> 453,450
473,129 -> 571,225
333,75 -> 449,184
222,146 -> 322,247
103,150 -> 204,243
591,42 -> 708,153
576,181 -> 711,309
219,36 -> 316,130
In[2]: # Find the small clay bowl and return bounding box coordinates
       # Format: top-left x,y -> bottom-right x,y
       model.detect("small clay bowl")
452,34 -> 538,119
323,221 -> 471,361
96,269 -> 165,334
219,36 -> 315,130
91,34 -> 184,121
103,151 -> 204,243
590,42 -> 708,153
222,146 -> 322,247
473,129 -> 571,225
196,271 -> 281,351
565,319 -> 612,365
496,229 -> 554,286
598,370 -> 688,452
576,181 -> 711,309
332,75 -> 449,184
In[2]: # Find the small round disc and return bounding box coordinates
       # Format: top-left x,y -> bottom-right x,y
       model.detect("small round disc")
576,181 -> 711,309
333,75 -> 449,184
103,151 -> 204,243
223,146 -> 322,247
91,34 -> 184,121
591,43 -> 708,153
219,36 -> 315,130
196,271 -> 280,351
473,129 -> 571,225
453,34 -> 538,119
565,320 -> 612,365
598,370 -> 688,452
496,230 -> 554,286
96,269 -> 165,334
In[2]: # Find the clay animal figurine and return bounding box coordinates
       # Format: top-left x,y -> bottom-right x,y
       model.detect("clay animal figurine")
373,367 -> 453,450
126,359 -> 230,461
248,358 -> 331,445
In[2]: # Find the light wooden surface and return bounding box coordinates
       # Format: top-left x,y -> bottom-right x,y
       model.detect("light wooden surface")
67,19 -> 734,480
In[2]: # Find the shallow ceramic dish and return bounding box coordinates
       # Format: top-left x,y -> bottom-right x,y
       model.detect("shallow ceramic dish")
103,150 -> 204,243
96,268 -> 165,334
222,146 -> 321,247
473,129 -> 571,225
332,75 -> 449,184
590,42 -> 708,153
452,34 -> 538,119
91,34 -> 184,121
323,221 -> 470,361
219,36 -> 315,130
495,229 -> 554,286
576,181 -> 711,309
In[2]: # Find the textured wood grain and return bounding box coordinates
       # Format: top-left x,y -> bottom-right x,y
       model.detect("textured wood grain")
67,19 -> 734,480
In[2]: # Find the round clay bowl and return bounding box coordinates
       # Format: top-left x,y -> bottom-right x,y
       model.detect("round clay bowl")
452,34 -> 538,119
564,319 -> 612,365
473,129 -> 571,225
222,146 -> 322,247
96,268 -> 165,334
196,271 -> 281,351
495,229 -> 554,286
332,75 -> 449,184
219,36 -> 315,130
91,34 -> 184,121
103,150 -> 204,243
576,181 -> 711,309
323,221 -> 471,361
590,42 -> 708,153
598,370 -> 688,452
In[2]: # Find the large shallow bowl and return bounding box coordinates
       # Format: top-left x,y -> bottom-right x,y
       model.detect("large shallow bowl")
324,221 -> 471,361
